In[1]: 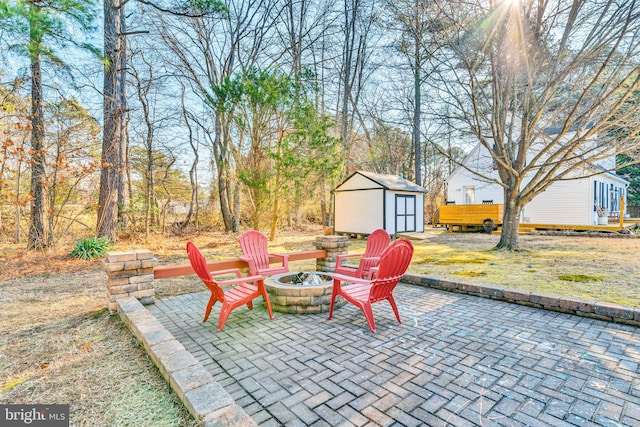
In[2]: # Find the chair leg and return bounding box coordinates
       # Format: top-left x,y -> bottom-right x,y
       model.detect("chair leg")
203,295 -> 217,322
328,292 -> 338,319
217,305 -> 233,332
262,291 -> 274,320
360,302 -> 376,333
247,300 -> 254,310
328,281 -> 340,319
388,295 -> 402,323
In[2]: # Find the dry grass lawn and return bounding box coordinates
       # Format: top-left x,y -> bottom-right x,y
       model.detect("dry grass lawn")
406,230 -> 640,307
0,227 -> 639,425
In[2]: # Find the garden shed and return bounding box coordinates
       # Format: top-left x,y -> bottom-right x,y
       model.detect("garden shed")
333,170 -> 427,236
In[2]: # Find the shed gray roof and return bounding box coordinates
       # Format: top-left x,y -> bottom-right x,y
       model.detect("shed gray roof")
336,170 -> 427,193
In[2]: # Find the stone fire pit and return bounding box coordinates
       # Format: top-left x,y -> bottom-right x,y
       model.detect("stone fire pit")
264,272 -> 345,314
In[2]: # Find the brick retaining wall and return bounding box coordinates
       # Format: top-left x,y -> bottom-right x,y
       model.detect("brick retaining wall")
403,273 -> 640,326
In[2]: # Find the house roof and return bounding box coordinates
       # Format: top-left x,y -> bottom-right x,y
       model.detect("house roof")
335,170 -> 427,193
592,164 -> 630,185
447,142 -> 629,187
544,121 -> 596,135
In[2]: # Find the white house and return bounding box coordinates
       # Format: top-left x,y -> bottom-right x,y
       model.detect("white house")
333,171 -> 427,235
447,137 -> 629,226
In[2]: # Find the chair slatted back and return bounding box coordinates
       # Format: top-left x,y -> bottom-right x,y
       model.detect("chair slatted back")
369,239 -> 414,303
363,229 -> 391,258
239,230 -> 271,271
186,241 -> 224,301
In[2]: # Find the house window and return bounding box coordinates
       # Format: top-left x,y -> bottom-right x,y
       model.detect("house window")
610,184 -> 614,211
464,187 -> 475,204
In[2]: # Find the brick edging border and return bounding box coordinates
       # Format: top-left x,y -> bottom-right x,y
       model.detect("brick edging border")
116,296 -> 257,427
403,273 -> 640,326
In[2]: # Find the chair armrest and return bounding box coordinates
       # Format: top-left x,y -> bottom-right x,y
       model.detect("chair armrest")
335,253 -> 362,268
210,268 -> 242,279
270,253 -> 289,269
332,273 -> 372,285
239,255 -> 258,273
359,256 -> 380,277
217,275 -> 264,286
366,267 -> 379,280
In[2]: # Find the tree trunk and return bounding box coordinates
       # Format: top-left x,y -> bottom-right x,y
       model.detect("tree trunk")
97,0 -> 125,241
126,128 -> 134,228
143,86 -> 154,239
27,37 -> 48,251
413,35 -> 422,186
15,155 -> 23,243
496,191 -> 522,251
185,154 -> 199,229
48,137 -> 62,246
340,0 -> 356,150
213,112 -> 234,231
117,2 -> 128,229
181,97 -> 198,231
233,183 -> 240,232
320,182 -> 328,226
269,131 -> 284,241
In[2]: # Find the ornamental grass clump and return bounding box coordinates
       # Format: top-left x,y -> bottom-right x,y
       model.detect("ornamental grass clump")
71,236 -> 110,260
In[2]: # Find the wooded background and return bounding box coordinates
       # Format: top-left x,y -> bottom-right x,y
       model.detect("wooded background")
1,0 -> 638,250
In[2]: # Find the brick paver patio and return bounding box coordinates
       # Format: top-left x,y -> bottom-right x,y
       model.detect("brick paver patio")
149,284 -> 640,426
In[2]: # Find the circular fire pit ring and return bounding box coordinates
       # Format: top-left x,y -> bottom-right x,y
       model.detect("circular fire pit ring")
264,272 -> 345,314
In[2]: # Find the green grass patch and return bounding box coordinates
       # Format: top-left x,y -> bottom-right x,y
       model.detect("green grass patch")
436,254 -> 493,264
558,274 -> 604,282
414,257 -> 439,264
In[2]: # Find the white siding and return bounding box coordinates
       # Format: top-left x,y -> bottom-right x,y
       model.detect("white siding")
334,189 -> 384,234
447,145 -> 503,205
335,174 -> 382,191
446,142 -> 628,225
523,179 -> 592,225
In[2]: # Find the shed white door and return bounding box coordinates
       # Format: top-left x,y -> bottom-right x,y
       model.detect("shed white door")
396,195 -> 416,233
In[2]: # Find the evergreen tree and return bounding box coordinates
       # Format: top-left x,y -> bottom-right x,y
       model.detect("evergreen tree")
0,0 -> 96,250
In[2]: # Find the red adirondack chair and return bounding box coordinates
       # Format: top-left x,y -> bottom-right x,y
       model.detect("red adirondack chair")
328,238 -> 414,333
239,230 -> 289,277
334,228 -> 390,279
186,241 -> 274,332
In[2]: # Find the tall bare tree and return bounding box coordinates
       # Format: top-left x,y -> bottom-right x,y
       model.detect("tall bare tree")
152,0 -> 277,232
384,0 -> 441,186
0,0 -> 95,250
337,0 -> 376,165
434,0 -> 640,250
97,0 -> 126,241
28,12 -> 46,250
179,86 -> 200,232
274,0 -> 334,75
128,49 -> 158,240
